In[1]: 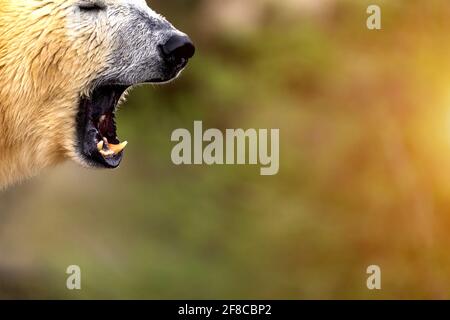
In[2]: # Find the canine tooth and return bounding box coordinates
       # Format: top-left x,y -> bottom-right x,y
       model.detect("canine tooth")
97,140 -> 104,151
109,141 -> 128,154
99,149 -> 115,157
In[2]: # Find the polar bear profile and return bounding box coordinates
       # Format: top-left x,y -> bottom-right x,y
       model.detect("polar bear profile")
0,0 -> 195,189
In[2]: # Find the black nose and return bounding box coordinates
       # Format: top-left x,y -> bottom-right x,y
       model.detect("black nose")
161,34 -> 195,64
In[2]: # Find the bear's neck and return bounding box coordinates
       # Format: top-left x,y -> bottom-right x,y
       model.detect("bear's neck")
0,98 -> 66,190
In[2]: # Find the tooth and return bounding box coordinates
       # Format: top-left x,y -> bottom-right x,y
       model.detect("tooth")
99,148 -> 115,157
97,140 -> 104,151
109,141 -> 128,154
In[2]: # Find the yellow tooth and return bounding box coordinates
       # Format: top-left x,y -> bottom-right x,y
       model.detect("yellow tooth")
97,138 -> 127,158
99,149 -> 115,157
97,140 -> 104,151
109,141 -> 128,154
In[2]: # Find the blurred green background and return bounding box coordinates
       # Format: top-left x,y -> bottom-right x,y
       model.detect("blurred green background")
1,0 -> 450,299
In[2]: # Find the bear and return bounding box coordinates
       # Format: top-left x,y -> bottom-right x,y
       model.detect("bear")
0,0 -> 195,189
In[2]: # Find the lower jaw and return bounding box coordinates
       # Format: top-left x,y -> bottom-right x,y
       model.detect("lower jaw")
83,150 -> 123,169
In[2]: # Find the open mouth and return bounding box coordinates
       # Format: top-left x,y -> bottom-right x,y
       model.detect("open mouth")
76,85 -> 130,168
75,76 -> 184,169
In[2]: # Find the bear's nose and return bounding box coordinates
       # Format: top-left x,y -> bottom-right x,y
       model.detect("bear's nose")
161,34 -> 195,64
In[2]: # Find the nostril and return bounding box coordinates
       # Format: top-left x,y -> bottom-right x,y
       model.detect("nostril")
176,41 -> 195,60
161,34 -> 195,62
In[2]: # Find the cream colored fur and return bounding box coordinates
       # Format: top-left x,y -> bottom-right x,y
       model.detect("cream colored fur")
0,0 -> 110,189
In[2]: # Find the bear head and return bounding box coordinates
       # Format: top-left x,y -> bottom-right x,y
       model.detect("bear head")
0,0 -> 195,188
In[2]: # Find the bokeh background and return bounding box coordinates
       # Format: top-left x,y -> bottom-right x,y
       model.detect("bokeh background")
1,0 -> 450,299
